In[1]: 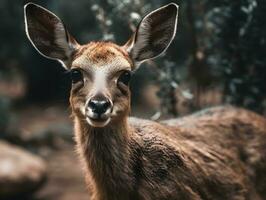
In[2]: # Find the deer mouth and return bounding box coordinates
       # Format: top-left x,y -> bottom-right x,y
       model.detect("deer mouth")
86,115 -> 111,127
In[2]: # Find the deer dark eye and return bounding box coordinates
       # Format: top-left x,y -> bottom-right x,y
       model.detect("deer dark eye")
118,71 -> 131,86
70,69 -> 83,84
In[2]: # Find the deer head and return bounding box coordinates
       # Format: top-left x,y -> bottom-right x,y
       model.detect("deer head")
24,3 -> 178,128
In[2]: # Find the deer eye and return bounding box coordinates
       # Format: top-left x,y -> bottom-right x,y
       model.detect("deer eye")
118,71 -> 131,86
70,69 -> 83,84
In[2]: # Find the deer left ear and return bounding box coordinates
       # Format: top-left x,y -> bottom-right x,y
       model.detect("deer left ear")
24,3 -> 79,69
124,3 -> 178,67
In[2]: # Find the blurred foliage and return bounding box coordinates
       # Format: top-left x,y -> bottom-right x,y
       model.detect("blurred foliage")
0,0 -> 265,117
206,0 -> 266,113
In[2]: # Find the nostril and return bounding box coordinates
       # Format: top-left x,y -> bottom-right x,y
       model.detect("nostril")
88,100 -> 97,111
102,101 -> 111,110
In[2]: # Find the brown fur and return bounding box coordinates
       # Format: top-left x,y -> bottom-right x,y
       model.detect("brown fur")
68,42 -> 266,200
73,42 -> 133,67
73,103 -> 266,200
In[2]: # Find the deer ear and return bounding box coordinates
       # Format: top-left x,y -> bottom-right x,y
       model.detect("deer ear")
24,3 -> 79,69
124,3 -> 178,66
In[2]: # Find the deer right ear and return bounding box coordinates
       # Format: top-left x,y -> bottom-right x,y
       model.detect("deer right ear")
24,3 -> 79,69
124,3 -> 178,67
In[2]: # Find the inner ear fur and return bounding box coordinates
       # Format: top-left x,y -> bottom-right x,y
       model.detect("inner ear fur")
124,3 -> 179,66
24,3 -> 79,69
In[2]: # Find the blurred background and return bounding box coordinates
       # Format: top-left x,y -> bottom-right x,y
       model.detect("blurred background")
0,0 -> 265,199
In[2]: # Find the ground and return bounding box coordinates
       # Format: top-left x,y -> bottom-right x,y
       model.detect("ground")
8,105 -> 90,200
35,146 -> 89,200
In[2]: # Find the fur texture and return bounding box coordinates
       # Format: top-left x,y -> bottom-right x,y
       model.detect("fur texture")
74,106 -> 266,200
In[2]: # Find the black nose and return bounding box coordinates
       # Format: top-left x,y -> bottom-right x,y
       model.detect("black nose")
88,99 -> 111,115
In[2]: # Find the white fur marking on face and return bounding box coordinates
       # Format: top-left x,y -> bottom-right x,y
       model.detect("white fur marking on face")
93,69 -> 108,94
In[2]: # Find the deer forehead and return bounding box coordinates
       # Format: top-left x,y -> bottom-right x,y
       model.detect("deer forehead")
72,42 -> 132,71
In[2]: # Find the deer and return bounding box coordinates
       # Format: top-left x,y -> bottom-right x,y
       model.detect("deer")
24,2 -> 266,200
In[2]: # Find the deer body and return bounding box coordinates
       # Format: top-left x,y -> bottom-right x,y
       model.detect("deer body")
75,106 -> 266,200
24,3 -> 266,200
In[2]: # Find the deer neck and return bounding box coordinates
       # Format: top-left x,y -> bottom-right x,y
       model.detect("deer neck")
74,116 -> 135,196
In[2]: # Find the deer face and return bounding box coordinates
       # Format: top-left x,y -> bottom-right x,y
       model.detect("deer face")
24,3 -> 178,127
70,42 -> 133,127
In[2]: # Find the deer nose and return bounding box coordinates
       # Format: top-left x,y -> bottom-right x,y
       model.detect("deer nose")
88,99 -> 111,116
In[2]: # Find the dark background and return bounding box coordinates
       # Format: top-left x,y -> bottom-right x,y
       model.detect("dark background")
0,0 -> 265,199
